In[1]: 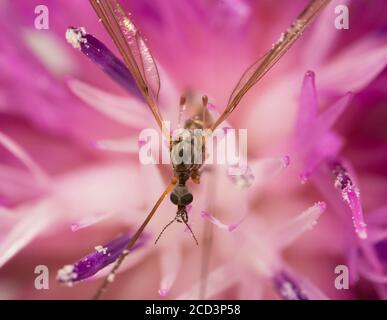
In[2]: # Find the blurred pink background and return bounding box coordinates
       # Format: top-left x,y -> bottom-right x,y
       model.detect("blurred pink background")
0,0 -> 387,299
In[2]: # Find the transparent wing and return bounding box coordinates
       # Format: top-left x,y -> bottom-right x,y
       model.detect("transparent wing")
211,0 -> 331,130
90,0 -> 164,132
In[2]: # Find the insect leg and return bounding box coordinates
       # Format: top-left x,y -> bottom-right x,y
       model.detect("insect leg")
92,178 -> 177,300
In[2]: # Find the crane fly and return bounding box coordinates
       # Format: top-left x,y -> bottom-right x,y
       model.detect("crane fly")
86,0 -> 331,299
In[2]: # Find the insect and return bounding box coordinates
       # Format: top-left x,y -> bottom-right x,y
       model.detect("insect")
86,0 -> 331,299
154,94 -> 211,246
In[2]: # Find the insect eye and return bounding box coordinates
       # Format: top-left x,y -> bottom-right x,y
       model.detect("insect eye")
170,192 -> 179,205
181,193 -> 193,205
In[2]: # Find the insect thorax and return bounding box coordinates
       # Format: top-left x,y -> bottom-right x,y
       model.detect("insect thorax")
171,121 -> 206,183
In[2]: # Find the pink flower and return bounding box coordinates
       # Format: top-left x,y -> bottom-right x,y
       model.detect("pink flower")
0,0 -> 387,300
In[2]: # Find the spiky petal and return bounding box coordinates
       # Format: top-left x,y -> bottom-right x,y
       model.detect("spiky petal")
57,233 -> 146,286
200,210 -> 237,232
273,271 -> 309,300
158,244 -> 181,297
66,27 -> 141,97
273,201 -> 326,250
273,270 -> 328,300
329,160 -> 367,240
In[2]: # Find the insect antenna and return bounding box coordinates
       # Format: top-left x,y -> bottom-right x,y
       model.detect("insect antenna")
92,178 -> 177,300
155,216 -> 199,246
183,220 -> 199,246
154,218 -> 177,245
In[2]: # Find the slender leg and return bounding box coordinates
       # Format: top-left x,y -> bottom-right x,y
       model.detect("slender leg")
92,178 -> 177,300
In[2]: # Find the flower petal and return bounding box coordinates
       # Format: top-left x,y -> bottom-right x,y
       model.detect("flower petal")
176,264 -> 237,300
359,262 -> 387,284
319,37 -> 387,94
315,92 -> 353,138
201,156 -> 290,232
0,165 -> 46,206
295,70 -> 318,145
68,78 -> 150,129
272,202 -> 326,250
0,200 -> 55,268
57,233 -> 147,285
248,156 -> 290,190
365,206 -> 387,226
66,27 -> 141,97
0,131 -> 50,187
300,131 -> 343,182
70,211 -> 115,232
329,160 -> 367,240
95,136 -> 139,154
200,210 -> 236,232
302,0 -> 352,66
158,244 -> 182,297
273,269 -> 329,300
273,271 -> 309,300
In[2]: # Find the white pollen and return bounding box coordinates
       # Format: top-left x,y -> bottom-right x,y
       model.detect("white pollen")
95,245 -> 108,254
57,264 -> 77,286
65,27 -> 87,49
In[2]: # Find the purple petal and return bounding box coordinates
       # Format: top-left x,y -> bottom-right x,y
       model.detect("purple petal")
367,207 -> 387,226
302,0 -> 352,66
329,160 -> 367,239
315,92 -> 353,138
273,271 -> 309,300
295,70 -> 318,146
295,72 -> 353,181
66,27 -> 141,98
319,36 -> 387,94
57,233 -> 147,285
375,240 -> 387,260
273,270 -> 329,300
300,132 -> 343,183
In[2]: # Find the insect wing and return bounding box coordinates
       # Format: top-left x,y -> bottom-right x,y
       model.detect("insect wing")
212,0 -> 332,130
90,0 -> 164,131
